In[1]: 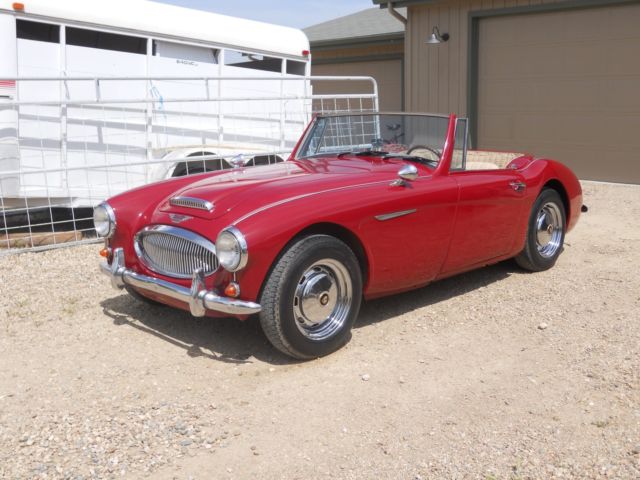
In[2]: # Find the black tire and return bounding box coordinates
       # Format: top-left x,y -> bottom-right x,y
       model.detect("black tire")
259,235 -> 363,360
515,188 -> 566,272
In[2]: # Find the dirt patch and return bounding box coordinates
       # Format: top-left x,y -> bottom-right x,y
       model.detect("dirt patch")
0,181 -> 639,479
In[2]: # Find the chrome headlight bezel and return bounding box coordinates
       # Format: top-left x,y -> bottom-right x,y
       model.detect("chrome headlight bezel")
215,226 -> 248,272
93,202 -> 117,238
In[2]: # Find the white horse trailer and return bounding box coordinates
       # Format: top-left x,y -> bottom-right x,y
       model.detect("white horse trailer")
0,0 -> 313,210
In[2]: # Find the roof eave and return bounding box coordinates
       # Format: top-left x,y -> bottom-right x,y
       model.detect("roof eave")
372,0 -> 436,7
309,32 -> 404,49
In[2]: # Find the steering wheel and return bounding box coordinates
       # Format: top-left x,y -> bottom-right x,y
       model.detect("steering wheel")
407,145 -> 441,161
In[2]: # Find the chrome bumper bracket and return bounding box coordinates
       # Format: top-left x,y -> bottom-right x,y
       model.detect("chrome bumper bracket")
100,248 -> 261,316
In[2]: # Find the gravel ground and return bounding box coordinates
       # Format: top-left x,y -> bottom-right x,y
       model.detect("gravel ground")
0,180 -> 639,479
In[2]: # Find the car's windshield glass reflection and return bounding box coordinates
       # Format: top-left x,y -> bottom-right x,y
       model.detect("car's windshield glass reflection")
296,113 -> 468,169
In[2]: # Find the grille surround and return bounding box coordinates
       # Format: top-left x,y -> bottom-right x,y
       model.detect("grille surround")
134,225 -> 218,279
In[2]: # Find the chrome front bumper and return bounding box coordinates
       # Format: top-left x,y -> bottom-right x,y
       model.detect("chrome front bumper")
100,248 -> 261,317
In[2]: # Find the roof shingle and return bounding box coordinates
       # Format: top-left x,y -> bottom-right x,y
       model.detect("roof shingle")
304,7 -> 406,44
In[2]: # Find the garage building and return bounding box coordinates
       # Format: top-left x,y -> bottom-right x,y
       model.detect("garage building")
304,8 -> 406,111
375,0 -> 640,183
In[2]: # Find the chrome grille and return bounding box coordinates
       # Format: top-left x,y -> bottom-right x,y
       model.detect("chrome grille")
169,196 -> 214,212
135,226 -> 218,278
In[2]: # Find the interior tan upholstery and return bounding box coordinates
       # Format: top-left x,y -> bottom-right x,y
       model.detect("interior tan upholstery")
465,151 -> 523,170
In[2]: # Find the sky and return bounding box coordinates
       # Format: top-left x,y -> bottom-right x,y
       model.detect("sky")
155,0 -> 376,29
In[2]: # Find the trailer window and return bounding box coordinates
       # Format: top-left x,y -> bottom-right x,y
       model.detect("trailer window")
224,49 -> 282,73
153,40 -> 218,64
66,27 -> 146,55
17,20 -> 60,43
286,60 -> 306,76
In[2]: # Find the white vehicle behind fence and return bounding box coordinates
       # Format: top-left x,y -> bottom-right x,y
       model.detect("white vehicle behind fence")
0,0 -> 378,252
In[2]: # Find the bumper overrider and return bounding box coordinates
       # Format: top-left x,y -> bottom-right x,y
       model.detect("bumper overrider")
100,248 -> 261,316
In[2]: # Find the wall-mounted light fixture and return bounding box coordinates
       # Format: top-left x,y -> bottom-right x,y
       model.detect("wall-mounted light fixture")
426,26 -> 449,44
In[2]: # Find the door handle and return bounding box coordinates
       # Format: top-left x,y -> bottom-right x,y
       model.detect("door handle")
510,181 -> 526,192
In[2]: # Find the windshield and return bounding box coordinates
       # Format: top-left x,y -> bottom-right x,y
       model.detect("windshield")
296,113 -> 468,169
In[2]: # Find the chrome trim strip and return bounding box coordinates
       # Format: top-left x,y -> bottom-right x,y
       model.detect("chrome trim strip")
375,209 -> 417,221
100,248 -> 261,316
170,196 -> 214,212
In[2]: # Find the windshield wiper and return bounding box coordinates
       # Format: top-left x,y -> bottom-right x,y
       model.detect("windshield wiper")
384,154 -> 439,166
336,149 -> 387,158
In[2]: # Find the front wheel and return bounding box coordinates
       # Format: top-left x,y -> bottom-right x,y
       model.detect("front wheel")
259,235 -> 363,359
515,188 -> 566,272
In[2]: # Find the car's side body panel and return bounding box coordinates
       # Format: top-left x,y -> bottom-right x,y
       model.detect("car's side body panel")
442,169 -> 528,274
232,170 -> 460,300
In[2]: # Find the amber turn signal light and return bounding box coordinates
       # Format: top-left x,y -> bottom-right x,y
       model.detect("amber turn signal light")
224,282 -> 240,298
99,247 -> 110,258
12,2 -> 25,11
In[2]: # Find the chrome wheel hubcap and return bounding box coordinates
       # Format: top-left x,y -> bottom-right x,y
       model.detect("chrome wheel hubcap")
293,259 -> 353,341
535,202 -> 563,258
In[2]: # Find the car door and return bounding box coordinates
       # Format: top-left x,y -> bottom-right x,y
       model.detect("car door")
439,169 -> 528,275
358,165 -> 458,297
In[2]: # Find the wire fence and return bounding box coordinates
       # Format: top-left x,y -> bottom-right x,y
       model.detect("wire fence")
0,75 -> 378,254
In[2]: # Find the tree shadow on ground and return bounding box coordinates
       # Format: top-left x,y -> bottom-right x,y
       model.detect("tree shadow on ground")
100,260 -> 520,365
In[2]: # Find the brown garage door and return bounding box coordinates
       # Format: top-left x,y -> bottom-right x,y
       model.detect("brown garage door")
477,3 -> 640,183
312,59 -> 403,112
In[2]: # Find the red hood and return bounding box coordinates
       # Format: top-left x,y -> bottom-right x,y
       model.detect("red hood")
157,156 -> 404,221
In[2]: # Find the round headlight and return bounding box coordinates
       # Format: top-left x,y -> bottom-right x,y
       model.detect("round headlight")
93,203 -> 116,238
216,226 -> 248,272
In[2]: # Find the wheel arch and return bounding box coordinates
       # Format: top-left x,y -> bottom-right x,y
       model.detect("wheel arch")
257,222 -> 370,300
542,179 -> 570,225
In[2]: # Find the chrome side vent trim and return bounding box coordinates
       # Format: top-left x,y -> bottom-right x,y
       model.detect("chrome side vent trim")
134,225 -> 218,278
375,209 -> 417,221
170,196 -> 214,212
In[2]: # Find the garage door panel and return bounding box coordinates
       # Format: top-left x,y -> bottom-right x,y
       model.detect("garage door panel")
608,4 -> 640,36
478,81 -> 518,109
560,9 -> 607,40
561,43 -> 610,76
607,44 -> 640,74
604,78 -> 640,110
514,114 -> 560,143
477,113 -> 514,143
478,3 -> 640,183
479,45 -> 523,78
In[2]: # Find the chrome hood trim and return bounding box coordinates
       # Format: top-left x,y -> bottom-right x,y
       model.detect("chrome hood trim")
170,196 -> 214,212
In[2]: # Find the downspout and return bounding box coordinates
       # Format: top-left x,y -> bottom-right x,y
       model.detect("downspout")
387,1 -> 407,25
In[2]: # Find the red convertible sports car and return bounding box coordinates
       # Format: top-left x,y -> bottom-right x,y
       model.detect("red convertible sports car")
96,113 -> 585,359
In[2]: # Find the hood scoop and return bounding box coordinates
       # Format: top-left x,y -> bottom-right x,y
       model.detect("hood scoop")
169,196 -> 214,212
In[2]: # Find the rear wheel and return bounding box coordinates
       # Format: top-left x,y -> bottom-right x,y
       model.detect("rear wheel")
515,189 -> 566,272
259,235 -> 362,359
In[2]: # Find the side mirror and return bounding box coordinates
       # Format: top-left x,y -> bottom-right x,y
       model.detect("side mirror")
390,164 -> 418,186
